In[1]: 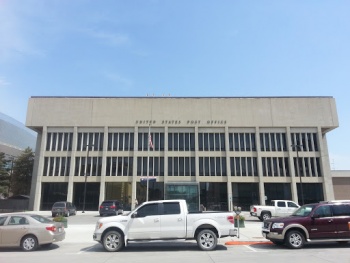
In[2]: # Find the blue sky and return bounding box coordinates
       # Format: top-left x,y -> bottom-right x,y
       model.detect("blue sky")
0,0 -> 349,169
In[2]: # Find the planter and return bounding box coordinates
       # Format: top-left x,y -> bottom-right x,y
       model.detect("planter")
53,216 -> 68,228
234,218 -> 245,228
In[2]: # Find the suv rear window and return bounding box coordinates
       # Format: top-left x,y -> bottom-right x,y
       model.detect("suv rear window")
332,204 -> 350,216
53,202 -> 66,208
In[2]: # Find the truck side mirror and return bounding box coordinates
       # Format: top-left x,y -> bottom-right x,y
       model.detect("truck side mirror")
131,212 -> 138,218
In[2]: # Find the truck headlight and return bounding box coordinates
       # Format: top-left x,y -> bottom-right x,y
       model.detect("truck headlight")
272,223 -> 284,229
96,222 -> 103,229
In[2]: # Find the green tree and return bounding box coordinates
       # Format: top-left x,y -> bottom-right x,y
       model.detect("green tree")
0,152 -> 11,198
10,148 -> 35,196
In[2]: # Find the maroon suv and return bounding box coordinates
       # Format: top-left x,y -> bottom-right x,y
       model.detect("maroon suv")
262,201 -> 350,248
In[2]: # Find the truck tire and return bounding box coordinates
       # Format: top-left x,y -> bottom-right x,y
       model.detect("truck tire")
285,230 -> 305,249
261,212 -> 271,221
102,230 -> 124,252
196,229 -> 217,251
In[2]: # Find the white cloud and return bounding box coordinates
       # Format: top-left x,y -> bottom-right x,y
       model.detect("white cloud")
84,28 -> 129,46
0,77 -> 11,87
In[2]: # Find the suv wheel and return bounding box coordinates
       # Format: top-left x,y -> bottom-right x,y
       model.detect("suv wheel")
286,230 -> 305,249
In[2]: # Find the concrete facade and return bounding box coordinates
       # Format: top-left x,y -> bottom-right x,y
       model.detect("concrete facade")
26,96 -> 339,211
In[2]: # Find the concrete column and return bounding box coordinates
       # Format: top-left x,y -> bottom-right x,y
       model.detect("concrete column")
29,127 -> 46,211
256,127 -> 266,205
287,127 -> 299,204
318,127 -> 334,200
132,126 -> 138,209
67,127 -> 78,202
98,126 -> 108,207
225,126 -> 233,211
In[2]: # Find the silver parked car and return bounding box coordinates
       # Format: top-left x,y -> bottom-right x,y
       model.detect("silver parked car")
0,213 -> 65,251
51,201 -> 77,217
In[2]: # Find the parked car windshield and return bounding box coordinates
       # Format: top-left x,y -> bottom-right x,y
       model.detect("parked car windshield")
30,215 -> 53,223
292,204 -> 317,217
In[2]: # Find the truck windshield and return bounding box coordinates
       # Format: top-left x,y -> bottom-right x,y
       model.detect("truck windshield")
292,204 -> 317,217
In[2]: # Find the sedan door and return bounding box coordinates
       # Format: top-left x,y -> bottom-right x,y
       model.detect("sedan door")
127,203 -> 161,240
1,216 -> 29,246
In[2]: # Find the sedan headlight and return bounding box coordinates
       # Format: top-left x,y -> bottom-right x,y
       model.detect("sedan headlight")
272,223 -> 284,229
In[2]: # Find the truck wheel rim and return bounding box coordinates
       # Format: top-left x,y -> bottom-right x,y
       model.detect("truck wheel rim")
106,234 -> 120,249
199,233 -> 214,248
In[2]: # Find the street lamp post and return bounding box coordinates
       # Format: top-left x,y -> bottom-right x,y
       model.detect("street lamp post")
292,144 -> 304,205
82,145 -> 93,213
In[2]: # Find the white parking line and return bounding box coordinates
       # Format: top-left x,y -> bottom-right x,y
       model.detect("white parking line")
244,245 -> 268,253
77,246 -> 95,254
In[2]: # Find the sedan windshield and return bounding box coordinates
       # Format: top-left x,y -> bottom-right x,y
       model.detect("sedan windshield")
292,204 -> 317,217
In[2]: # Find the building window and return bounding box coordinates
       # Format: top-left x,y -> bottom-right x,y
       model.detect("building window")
74,157 -> 102,176
230,157 -> 258,176
199,157 -> 226,176
43,157 -> 71,176
229,133 -> 256,151
291,132 -> 318,152
106,157 -> 133,176
46,132 -> 73,151
198,133 -> 225,151
262,157 -> 290,177
76,132 -> 104,151
137,157 -> 164,176
107,132 -> 134,151
293,157 -> 322,177
260,133 -> 287,152
138,132 -> 164,151
168,157 -> 195,176
168,133 -> 195,151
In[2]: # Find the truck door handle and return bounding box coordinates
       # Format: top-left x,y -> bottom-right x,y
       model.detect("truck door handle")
154,218 -> 159,222
178,218 -> 182,221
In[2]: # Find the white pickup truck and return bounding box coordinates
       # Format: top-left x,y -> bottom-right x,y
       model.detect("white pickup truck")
93,199 -> 237,251
250,200 -> 300,221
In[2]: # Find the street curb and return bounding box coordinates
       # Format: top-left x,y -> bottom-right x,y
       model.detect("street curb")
225,241 -> 273,245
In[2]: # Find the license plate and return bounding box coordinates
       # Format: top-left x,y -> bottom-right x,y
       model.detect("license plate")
58,228 -> 62,232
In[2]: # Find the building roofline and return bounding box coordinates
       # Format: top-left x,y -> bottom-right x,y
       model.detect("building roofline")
30,96 -> 334,99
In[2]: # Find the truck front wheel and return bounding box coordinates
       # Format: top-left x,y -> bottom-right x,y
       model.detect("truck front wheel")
196,229 -> 217,251
102,230 -> 124,252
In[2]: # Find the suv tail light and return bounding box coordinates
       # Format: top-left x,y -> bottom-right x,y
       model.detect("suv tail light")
46,226 -> 57,232
227,215 -> 234,224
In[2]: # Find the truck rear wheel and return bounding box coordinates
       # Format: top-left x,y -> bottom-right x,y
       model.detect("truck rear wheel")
196,229 -> 217,251
261,212 -> 271,221
102,230 -> 124,252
